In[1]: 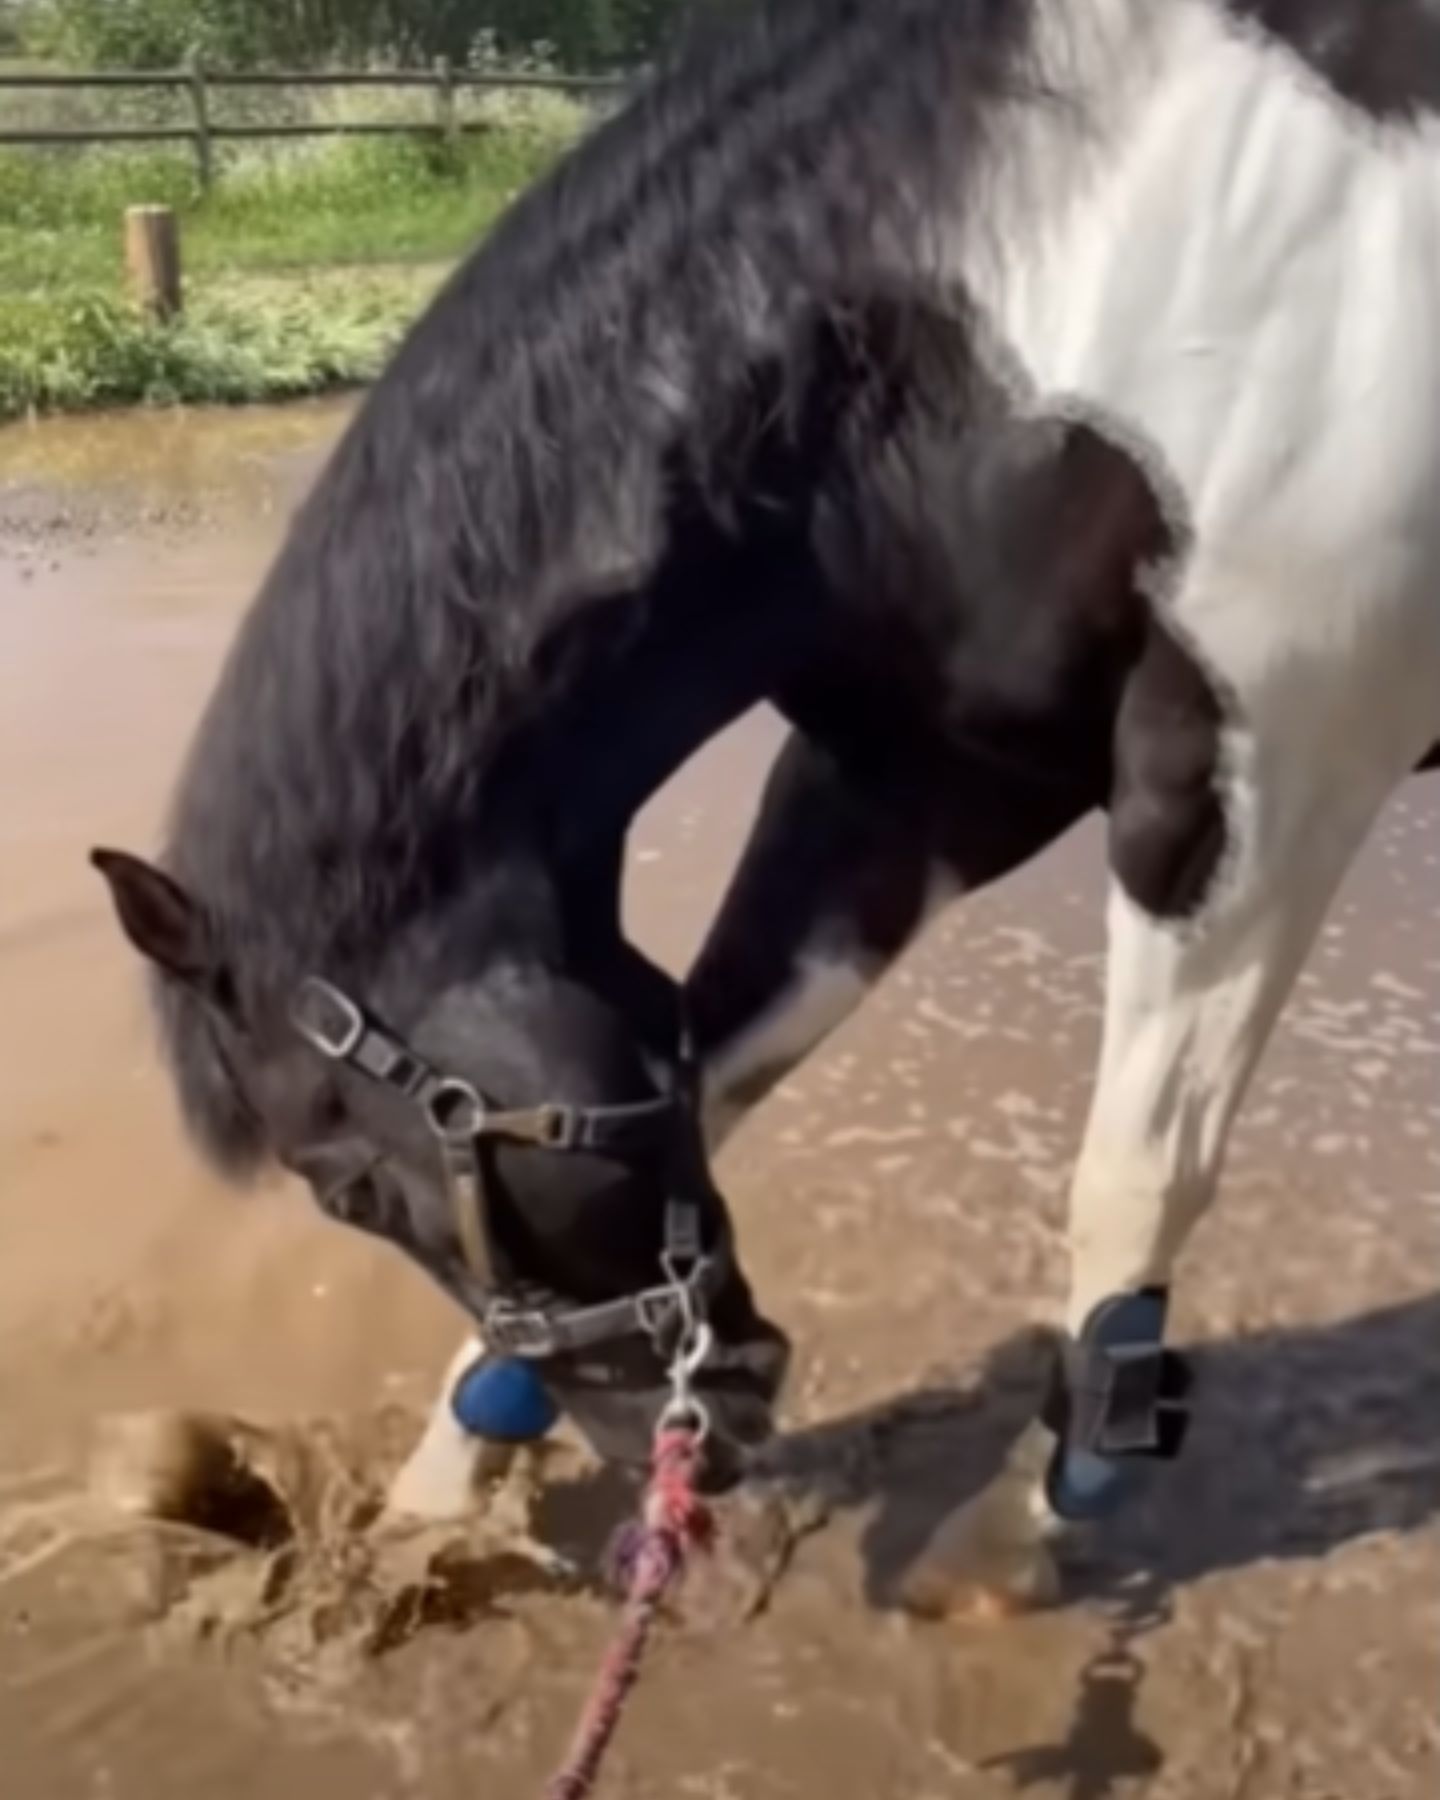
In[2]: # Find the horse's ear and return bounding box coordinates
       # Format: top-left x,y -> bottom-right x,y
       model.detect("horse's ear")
90,848 -> 219,987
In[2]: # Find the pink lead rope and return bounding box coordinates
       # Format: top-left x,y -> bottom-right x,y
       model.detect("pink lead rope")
545,1427 -> 714,1800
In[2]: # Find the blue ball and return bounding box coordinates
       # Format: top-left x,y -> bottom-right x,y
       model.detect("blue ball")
450,1356 -> 560,1444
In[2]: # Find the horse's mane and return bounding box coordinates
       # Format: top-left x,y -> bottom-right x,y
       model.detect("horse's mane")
166,0 -> 1046,991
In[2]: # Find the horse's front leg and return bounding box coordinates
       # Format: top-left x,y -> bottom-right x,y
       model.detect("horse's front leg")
385,735 -> 924,1522
688,726 -> 943,1150
691,717 -> 1094,1147
385,1335 -> 516,1517
385,714 -> 1084,1525
902,615 -> 1434,1618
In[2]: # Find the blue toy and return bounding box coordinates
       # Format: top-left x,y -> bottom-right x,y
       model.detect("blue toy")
450,1354 -> 560,1444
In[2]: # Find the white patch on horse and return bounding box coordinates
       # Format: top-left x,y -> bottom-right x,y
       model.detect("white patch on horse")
386,1336 -> 489,1520
914,0 -> 1440,1573
951,2 -> 1440,1325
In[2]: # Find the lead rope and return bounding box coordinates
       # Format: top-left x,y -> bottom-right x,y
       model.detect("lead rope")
545,1285 -> 715,1800
544,1426 -> 712,1800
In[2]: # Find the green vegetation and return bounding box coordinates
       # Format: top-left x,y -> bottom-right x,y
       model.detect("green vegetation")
0,273 -> 442,419
0,98 -> 585,419
0,0 -> 679,420
18,0 -> 702,71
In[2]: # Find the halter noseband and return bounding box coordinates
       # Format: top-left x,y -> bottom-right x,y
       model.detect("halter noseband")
289,976 -> 715,1362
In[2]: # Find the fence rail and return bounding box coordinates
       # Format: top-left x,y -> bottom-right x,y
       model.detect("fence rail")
0,63 -> 627,182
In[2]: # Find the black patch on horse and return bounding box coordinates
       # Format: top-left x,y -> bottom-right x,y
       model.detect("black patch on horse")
1110,623 -> 1229,921
1223,0 -> 1440,123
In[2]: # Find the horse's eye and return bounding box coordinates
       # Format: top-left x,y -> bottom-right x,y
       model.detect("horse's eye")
311,1087 -> 349,1136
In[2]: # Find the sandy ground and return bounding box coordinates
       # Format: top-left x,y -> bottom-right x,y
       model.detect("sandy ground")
0,405 -> 1436,1800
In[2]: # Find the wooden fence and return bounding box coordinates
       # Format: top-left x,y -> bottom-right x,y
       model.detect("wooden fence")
0,62 -> 627,186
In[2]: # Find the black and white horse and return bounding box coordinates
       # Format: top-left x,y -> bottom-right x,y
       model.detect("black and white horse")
94,0 -> 1440,1609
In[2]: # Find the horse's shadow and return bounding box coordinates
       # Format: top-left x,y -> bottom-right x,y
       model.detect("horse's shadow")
740,1293 -> 1437,1797
751,1291 -> 1440,1608
527,1296 -> 1436,1796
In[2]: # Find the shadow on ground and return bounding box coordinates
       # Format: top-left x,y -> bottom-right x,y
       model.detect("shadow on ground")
753,1291 -> 1440,1601
746,1292 -> 1440,1796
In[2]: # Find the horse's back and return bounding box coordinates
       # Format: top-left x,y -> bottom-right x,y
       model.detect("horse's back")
969,1 -> 1440,753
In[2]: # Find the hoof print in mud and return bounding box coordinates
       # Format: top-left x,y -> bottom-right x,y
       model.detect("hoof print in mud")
79,1407 -> 581,1669
89,1411 -> 296,1550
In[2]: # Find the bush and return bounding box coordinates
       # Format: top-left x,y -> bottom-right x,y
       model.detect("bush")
0,108 -> 584,418
0,43 -> 594,419
26,0 -> 338,68
0,277 -> 431,417
0,109 -> 581,292
23,0 -> 700,70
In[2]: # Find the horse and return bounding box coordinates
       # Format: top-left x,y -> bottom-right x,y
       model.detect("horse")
93,0 -> 1440,1615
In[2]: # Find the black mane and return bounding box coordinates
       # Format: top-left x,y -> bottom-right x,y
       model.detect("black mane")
155,0 -> 1053,1170
166,0 -> 1044,975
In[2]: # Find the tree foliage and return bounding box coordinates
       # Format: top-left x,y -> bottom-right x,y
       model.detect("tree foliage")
23,0 -> 706,69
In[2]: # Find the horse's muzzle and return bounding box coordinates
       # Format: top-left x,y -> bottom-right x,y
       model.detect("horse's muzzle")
543,1323 -> 790,1491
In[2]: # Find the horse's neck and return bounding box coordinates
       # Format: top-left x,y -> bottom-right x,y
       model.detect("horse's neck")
482,551 -> 815,870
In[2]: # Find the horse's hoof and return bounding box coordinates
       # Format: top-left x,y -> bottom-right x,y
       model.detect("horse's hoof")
895,1424 -> 1062,1623
898,1537 -> 1060,1623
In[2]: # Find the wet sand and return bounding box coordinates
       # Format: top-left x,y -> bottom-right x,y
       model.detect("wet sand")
1,405 -> 1436,1799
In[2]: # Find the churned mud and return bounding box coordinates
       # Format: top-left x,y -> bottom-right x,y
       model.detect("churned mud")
1,404 -> 1436,1800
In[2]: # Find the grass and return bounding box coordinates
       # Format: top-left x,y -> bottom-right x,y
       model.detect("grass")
0,85 -> 587,419
0,273 -> 445,418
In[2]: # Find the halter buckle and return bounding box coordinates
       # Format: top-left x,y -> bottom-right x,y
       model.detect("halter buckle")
483,1303 -> 561,1361
539,1105 -> 580,1151
291,978 -> 366,1061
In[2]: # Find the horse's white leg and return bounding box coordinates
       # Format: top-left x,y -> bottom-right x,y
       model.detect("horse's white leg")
1065,855 -> 1359,1326
904,597 -> 1437,1615
386,1335 -> 510,1518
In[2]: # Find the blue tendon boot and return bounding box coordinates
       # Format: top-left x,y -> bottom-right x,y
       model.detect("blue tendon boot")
1044,1288 -> 1194,1523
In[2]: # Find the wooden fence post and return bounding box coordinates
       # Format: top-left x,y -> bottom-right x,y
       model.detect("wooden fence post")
186,50 -> 213,191
434,55 -> 458,152
125,205 -> 183,322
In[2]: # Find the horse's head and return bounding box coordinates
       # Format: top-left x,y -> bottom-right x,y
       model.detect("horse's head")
90,848 -> 788,1484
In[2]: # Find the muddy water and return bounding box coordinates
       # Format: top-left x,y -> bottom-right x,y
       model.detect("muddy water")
1,405 -> 1437,1800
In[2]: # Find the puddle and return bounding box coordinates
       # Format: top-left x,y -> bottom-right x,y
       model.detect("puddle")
0,401 -> 1435,1799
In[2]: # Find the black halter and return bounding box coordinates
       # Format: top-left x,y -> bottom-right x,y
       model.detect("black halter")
289,976 -> 715,1361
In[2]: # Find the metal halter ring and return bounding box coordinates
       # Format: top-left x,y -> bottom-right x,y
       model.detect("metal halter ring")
425,1079 -> 488,1145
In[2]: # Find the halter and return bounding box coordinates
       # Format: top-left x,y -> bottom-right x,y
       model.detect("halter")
289,976 -> 716,1362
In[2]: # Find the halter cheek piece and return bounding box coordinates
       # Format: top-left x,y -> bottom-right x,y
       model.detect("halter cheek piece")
289,976 -> 714,1362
